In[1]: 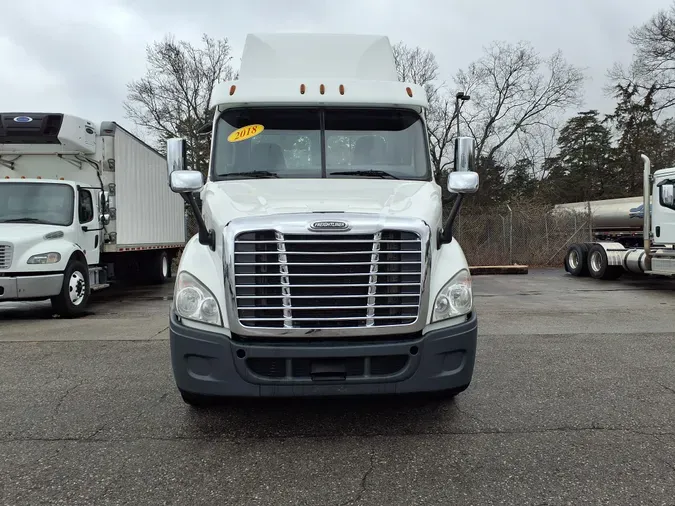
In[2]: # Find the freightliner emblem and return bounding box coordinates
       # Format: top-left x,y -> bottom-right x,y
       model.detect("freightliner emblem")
308,220 -> 351,232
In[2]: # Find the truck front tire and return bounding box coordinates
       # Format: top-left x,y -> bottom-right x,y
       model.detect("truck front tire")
51,259 -> 91,317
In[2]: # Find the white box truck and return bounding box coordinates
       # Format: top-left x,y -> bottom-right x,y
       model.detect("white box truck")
0,113 -> 186,316
163,33 -> 481,405
561,155 -> 675,280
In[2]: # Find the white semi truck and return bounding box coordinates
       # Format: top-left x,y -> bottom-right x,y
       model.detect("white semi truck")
561,155 -> 675,280
164,33 -> 481,405
0,113 -> 186,316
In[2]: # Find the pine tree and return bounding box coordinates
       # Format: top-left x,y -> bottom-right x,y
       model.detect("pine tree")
547,110 -> 615,203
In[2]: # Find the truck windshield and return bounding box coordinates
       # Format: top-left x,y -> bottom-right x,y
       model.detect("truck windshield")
212,107 -> 431,181
0,183 -> 74,226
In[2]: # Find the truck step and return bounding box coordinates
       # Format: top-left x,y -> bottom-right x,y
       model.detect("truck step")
91,283 -> 110,292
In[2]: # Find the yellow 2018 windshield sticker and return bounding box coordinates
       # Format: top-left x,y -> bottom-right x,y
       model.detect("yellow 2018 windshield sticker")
227,124 -> 264,143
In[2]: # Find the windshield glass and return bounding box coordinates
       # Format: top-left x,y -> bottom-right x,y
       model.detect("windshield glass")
0,183 -> 74,226
212,107 -> 431,180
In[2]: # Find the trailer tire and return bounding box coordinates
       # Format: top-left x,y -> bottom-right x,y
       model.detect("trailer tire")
564,243 -> 589,276
587,244 -> 623,280
149,250 -> 172,284
51,259 -> 91,318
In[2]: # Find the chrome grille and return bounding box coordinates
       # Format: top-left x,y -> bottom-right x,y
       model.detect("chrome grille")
233,230 -> 423,329
0,243 -> 12,270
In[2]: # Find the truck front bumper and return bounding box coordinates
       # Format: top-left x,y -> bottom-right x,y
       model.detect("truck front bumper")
0,274 -> 63,301
169,311 -> 478,398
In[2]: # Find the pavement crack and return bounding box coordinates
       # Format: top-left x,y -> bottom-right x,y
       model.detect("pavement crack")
42,366 -> 64,387
53,379 -> 83,415
150,325 -> 169,339
339,446 -> 375,506
86,423 -> 107,440
656,381 -> 675,396
2,427 -> 674,445
453,403 -> 485,427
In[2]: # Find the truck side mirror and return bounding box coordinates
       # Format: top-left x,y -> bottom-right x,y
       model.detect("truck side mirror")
448,171 -> 479,194
439,136 -> 479,246
661,182 -> 675,208
453,136 -> 476,172
170,170 -> 204,194
100,191 -> 109,212
167,138 -> 188,178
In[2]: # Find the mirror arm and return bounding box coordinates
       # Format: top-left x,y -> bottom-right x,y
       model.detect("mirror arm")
438,194 -> 464,247
181,192 -> 215,251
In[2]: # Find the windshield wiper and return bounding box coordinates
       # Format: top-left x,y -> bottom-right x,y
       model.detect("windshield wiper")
330,170 -> 400,180
0,217 -> 56,224
219,171 -> 279,179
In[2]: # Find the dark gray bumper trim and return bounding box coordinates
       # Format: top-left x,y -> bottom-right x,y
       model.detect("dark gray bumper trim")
169,311 -> 478,398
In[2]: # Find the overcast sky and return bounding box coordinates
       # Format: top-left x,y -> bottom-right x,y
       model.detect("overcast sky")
1,0 -> 670,138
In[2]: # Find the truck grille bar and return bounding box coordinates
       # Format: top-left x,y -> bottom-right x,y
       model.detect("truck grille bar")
0,243 -> 12,270
233,230 -> 423,329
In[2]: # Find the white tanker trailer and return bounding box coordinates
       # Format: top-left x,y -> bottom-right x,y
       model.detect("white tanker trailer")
562,155 -> 675,280
553,196 -> 650,247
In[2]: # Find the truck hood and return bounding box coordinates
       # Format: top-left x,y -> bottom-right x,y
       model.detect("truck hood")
203,179 -> 443,228
0,223 -> 66,244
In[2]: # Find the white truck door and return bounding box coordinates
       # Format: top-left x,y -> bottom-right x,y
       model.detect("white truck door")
653,180 -> 675,244
76,188 -> 101,266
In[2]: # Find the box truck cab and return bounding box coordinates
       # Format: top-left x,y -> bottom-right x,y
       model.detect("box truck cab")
0,113 -> 186,316
165,33 -> 480,404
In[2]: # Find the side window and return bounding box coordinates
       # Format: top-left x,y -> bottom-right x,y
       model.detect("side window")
79,190 -> 94,224
660,182 -> 675,211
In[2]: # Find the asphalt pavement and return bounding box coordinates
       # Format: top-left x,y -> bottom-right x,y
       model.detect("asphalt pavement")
0,269 -> 673,505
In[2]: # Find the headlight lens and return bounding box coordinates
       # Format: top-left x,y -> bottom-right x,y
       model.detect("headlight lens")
27,252 -> 61,264
432,269 -> 472,322
174,271 -> 222,326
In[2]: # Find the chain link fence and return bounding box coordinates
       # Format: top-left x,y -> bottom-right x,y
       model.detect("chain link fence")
453,203 -> 591,267
183,202 -> 591,267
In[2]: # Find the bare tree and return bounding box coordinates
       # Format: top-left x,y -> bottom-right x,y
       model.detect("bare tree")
608,3 -> 675,113
392,42 -> 439,86
124,33 -> 236,175
456,41 -> 585,172
511,118 -> 560,181
392,42 -> 458,181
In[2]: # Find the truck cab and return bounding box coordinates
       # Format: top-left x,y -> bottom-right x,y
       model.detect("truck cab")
0,113 -> 110,315
0,178 -> 104,307
165,33 -> 480,404
652,167 -> 675,245
1,112 -> 185,316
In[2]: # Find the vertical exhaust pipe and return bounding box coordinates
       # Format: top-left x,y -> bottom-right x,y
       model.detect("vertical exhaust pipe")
640,154 -> 652,271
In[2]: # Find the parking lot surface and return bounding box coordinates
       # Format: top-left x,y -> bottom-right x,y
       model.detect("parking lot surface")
1,269 -> 673,505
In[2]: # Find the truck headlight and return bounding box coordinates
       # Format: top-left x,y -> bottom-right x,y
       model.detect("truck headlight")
174,271 -> 222,326
432,269 -> 472,322
27,252 -> 61,264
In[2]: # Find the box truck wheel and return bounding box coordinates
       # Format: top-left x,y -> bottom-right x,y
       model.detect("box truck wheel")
587,244 -> 623,280
149,250 -> 172,284
51,259 -> 91,317
564,243 -> 589,276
